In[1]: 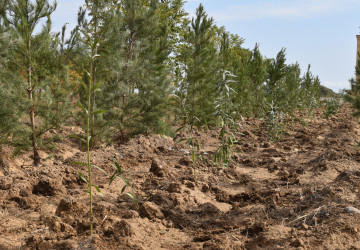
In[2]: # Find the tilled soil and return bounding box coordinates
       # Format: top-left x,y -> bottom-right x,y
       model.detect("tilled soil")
1,105 -> 360,249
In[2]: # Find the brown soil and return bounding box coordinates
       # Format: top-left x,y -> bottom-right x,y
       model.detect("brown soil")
1,105 -> 360,249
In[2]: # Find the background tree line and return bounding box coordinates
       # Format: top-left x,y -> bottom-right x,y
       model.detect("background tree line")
0,0 -> 321,164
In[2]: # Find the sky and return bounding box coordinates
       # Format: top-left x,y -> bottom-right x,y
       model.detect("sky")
51,0 -> 360,92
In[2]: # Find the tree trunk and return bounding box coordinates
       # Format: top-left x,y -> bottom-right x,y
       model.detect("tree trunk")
28,66 -> 40,165
125,31 -> 136,99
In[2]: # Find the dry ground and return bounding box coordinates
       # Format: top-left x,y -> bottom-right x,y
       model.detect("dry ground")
1,104 -> 360,249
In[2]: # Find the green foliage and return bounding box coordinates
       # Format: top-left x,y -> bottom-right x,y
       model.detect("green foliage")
245,44 -> 268,116
213,70 -> 239,167
71,0 -> 113,235
175,4 -> 218,128
176,127 -> 201,181
2,0 -> 67,164
101,0 -> 175,137
265,101 -> 285,142
175,94 -> 201,181
72,0 -> 114,145
109,159 -> 139,208
0,1 -> 324,169
0,31 -> 26,147
263,49 -> 287,142
300,65 -> 321,114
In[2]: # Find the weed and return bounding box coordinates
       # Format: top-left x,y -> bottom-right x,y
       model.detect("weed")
73,53 -> 106,237
176,125 -> 201,182
174,95 -> 201,181
213,70 -> 240,167
109,159 -> 139,208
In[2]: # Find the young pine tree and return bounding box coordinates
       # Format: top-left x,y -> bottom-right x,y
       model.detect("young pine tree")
3,0 -> 57,165
283,63 -> 302,115
0,20 -> 25,148
300,65 -> 321,113
266,48 -> 287,113
103,0 -> 173,136
179,4 -> 218,128
247,44 -> 268,116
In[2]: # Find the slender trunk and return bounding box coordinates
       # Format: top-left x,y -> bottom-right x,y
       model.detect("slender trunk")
125,32 -> 135,97
28,88 -> 40,165
192,46 -> 199,126
90,15 -> 98,145
119,31 -> 135,133
27,39 -> 40,165
87,63 -> 93,236
91,56 -> 96,143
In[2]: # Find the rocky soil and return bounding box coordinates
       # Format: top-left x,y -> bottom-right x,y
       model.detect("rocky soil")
1,105 -> 360,249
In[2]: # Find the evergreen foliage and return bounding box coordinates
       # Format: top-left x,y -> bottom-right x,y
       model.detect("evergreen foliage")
0,0 -> 323,161
245,44 -> 268,116
0,29 -> 26,147
176,4 -> 218,128
101,0 -> 176,137
2,0 -> 61,164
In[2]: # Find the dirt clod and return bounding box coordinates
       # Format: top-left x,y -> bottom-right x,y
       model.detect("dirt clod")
139,201 -> 164,219
150,158 -> 168,177
290,238 -> 306,248
0,176 -> 12,189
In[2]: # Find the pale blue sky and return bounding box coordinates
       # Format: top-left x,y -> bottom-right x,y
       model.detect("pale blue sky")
51,0 -> 360,91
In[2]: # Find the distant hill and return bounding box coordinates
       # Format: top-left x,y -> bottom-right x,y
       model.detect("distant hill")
320,85 -> 335,97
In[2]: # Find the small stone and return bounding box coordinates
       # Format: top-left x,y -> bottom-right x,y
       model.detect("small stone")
26,235 -> 41,248
180,149 -> 190,155
345,206 -> 360,214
